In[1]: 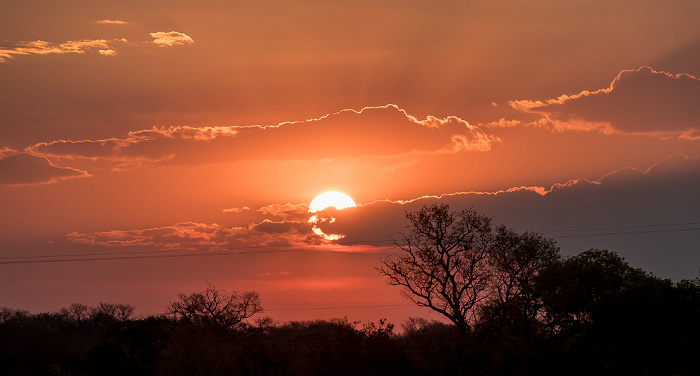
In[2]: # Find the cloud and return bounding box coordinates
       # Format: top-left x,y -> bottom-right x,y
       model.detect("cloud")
250,219 -> 304,235
97,20 -> 128,25
509,67 -> 700,139
320,154 -> 700,279
0,31 -> 194,62
0,153 -> 90,186
26,125 -> 238,170
149,32 -> 194,47
64,199 -> 377,251
479,118 -> 550,129
26,105 -> 498,169
66,222 -> 244,249
0,147 -> 18,158
66,218 -> 316,250
0,40 -> 109,62
223,203 -> 309,218
128,125 -> 236,141
59,154 -> 700,277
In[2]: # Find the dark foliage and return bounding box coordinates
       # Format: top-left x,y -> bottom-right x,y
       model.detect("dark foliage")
2,208 -> 699,375
165,282 -> 263,331
533,249 -> 700,375
2,267 -> 698,376
0,302 -> 137,375
378,204 -> 561,336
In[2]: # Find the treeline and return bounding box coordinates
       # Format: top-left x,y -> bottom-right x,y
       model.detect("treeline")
1,249 -> 699,375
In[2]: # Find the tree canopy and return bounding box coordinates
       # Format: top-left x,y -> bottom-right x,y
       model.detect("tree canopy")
378,203 -> 560,335
165,282 -> 263,331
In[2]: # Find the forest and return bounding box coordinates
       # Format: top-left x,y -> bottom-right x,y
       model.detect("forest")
2,205 -> 699,375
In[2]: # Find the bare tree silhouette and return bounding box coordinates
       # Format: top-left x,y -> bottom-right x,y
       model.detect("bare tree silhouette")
166,282 -> 263,330
378,204 -> 559,335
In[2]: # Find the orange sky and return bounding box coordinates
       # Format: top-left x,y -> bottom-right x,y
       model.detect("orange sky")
1,0 -> 700,326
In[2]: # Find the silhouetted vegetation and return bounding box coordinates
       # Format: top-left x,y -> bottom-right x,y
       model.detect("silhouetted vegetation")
378,203 -> 560,336
165,282 -> 263,331
2,261 -> 699,375
2,206 -> 699,375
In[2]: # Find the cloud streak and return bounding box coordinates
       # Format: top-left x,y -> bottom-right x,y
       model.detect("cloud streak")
65,216 -> 317,250
97,20 -> 128,25
0,153 -> 90,186
0,40 -> 110,62
509,67 -> 700,139
0,31 -> 194,62
66,222 -> 244,249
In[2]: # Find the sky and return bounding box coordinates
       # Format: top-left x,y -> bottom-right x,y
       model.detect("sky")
1,0 -> 699,326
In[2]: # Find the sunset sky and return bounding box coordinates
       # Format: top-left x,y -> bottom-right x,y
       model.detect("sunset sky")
2,0 -> 699,326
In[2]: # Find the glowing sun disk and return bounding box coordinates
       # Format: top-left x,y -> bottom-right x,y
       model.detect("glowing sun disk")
308,191 -> 356,240
308,191 -> 356,212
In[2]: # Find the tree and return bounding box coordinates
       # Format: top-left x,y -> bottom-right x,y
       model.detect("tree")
533,249 -> 649,333
166,283 -> 263,331
378,204 -> 559,335
90,303 -> 136,324
485,227 -> 560,331
58,302 -> 91,323
530,249 -> 692,374
0,307 -> 29,323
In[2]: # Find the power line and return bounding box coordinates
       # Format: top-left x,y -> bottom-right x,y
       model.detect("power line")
0,239 -> 394,260
548,222 -> 698,233
550,224 -> 700,239
1,222 -> 698,265
0,239 -> 395,264
0,247 -> 306,265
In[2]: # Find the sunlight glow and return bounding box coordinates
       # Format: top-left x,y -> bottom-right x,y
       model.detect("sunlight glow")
308,191 -> 356,213
308,191 -> 356,240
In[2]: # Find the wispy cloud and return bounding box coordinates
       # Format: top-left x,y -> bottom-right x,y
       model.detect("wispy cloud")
149,31 -> 194,47
0,40 -> 110,62
66,222 -> 243,249
128,125 -> 236,141
97,20 -> 128,25
509,67 -> 700,139
0,153 -> 90,186
0,31 -> 194,62
66,218 -> 316,250
479,118 -> 550,129
223,203 -> 309,219
0,147 -> 18,158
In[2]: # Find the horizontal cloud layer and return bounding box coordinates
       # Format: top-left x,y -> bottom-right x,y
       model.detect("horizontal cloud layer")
63,155 -> 700,281
509,67 -> 700,139
0,153 -> 89,186
65,220 -> 313,250
326,155 -> 700,279
26,105 -> 498,170
96,20 -> 128,25
67,222 -> 245,249
0,40 -> 110,61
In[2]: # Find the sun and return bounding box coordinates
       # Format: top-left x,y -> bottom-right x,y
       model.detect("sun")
308,191 -> 356,240
308,191 -> 356,213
